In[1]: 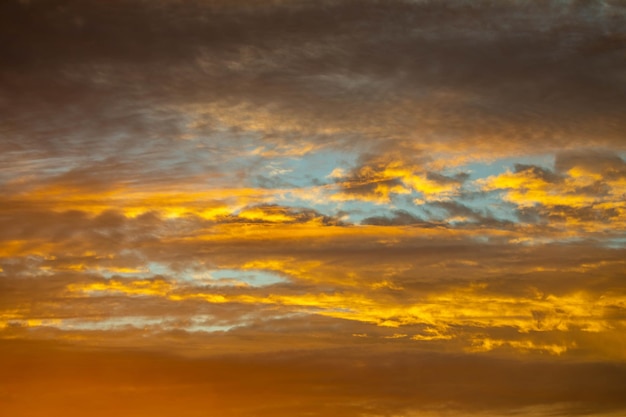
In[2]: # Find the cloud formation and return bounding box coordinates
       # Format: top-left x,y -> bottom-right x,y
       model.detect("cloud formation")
1,1 -> 625,416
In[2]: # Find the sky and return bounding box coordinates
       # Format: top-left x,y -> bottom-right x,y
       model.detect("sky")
1,0 -> 626,416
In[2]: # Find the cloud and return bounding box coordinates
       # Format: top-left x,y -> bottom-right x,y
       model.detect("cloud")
362,210 -> 429,226
331,156 -> 467,203
2,0 -> 625,164
556,150 -> 626,179
427,200 -> 514,228
3,224 -> 625,362
2,340 -> 626,417
481,154 -> 626,232
233,204 -> 344,225
1,2 -> 625,415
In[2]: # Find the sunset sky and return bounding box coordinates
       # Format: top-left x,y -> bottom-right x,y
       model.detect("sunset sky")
1,0 -> 626,416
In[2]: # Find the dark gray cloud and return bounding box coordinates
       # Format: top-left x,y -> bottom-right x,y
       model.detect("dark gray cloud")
2,0 -> 625,164
556,150 -> 626,178
362,209 -> 429,226
428,200 -> 514,228
513,164 -> 564,184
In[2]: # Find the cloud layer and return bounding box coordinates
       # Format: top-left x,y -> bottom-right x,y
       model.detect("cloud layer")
1,1 -> 625,416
